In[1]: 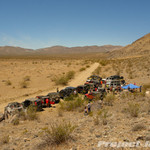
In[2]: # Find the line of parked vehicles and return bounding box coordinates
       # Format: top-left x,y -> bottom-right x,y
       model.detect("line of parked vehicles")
4,74 -> 125,119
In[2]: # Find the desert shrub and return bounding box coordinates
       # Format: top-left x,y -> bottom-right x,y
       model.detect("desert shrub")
53,76 -> 69,86
104,94 -> 115,106
66,70 -> 75,79
1,135 -> 9,144
92,66 -> 101,75
12,117 -> 19,125
86,65 -> 90,68
20,81 -> 29,88
93,116 -> 99,125
26,105 -> 37,120
100,61 -> 107,66
45,121 -> 76,145
128,102 -> 140,117
60,96 -> 85,111
23,76 -> 30,81
79,67 -> 86,71
64,94 -> 74,101
88,111 -> 93,117
97,108 -> 112,125
57,108 -> 63,117
132,124 -> 146,131
5,80 -> 12,85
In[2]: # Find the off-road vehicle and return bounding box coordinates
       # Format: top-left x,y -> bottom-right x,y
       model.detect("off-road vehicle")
76,85 -> 89,94
4,102 -> 23,119
59,87 -> 76,99
47,92 -> 60,103
21,98 -> 42,111
87,75 -> 102,81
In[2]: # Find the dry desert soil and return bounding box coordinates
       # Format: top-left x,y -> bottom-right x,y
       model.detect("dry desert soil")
0,55 -> 150,150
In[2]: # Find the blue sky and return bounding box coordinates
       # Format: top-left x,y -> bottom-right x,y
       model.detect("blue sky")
0,0 -> 150,49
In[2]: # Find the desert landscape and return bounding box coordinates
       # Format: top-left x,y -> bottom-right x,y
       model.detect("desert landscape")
0,33 -> 150,150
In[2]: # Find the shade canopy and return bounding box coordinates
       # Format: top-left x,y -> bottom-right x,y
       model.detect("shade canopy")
121,84 -> 140,89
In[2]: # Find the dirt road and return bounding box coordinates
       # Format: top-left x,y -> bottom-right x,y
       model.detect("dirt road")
0,63 -> 99,113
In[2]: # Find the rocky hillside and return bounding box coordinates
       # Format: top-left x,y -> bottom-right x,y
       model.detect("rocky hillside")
0,45 -> 122,56
108,33 -> 150,58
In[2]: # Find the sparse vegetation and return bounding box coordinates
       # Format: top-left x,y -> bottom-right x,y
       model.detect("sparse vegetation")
20,81 -> 29,88
26,105 -> 38,120
1,135 -> 9,144
128,102 -> 140,117
79,67 -> 86,71
97,108 -> 112,125
5,80 -> 12,85
45,120 -> 76,145
23,76 -> 30,81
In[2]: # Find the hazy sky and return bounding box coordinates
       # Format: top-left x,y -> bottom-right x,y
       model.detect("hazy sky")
0,0 -> 150,49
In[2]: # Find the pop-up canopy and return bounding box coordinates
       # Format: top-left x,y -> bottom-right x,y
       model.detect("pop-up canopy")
121,84 -> 140,89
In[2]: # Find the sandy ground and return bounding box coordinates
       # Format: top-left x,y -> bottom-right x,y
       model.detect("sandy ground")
0,61 -> 99,113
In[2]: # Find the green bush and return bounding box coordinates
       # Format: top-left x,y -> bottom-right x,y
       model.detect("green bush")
46,121 -> 76,145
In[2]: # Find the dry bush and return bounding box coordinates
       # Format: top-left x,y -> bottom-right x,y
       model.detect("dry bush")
132,124 -> 147,131
104,94 -> 115,106
86,65 -> 90,68
45,121 -> 76,145
128,102 -> 140,117
57,108 -> 63,117
93,116 -> 99,125
79,67 -> 86,71
20,81 -> 29,88
66,70 -> 75,79
92,66 -> 101,75
0,135 -> 9,145
23,76 -> 30,81
53,76 -> 69,86
59,95 -> 85,111
12,117 -> 19,125
26,105 -> 38,120
97,108 -> 112,125
5,80 -> 12,85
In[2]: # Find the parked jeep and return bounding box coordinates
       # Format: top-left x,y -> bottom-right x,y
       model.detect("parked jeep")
21,98 -> 42,111
87,75 -> 102,81
59,87 -> 76,99
4,102 -> 23,119
47,92 -> 60,103
76,85 -> 89,94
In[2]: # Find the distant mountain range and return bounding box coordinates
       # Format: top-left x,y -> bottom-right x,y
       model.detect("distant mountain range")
0,45 -> 122,56
108,33 -> 150,58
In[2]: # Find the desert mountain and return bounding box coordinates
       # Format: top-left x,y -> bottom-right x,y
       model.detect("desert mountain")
108,33 -> 150,58
0,45 -> 122,56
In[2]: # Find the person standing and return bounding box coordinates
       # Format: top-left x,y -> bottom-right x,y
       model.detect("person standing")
84,106 -> 88,116
87,102 -> 91,113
